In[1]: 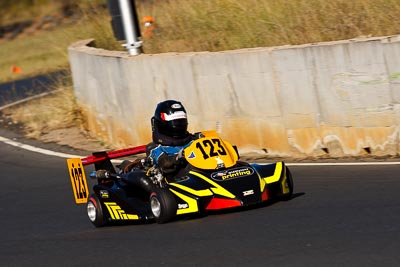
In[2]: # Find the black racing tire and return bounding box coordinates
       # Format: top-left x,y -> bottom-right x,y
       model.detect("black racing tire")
87,194 -> 107,227
150,188 -> 177,224
281,167 -> 294,201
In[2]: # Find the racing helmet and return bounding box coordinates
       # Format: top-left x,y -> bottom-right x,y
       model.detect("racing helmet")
151,100 -> 188,138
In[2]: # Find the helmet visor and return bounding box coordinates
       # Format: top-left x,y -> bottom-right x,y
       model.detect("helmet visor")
169,118 -> 188,137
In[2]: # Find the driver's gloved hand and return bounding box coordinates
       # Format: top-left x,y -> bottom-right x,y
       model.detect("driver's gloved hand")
193,132 -> 204,139
176,148 -> 184,161
158,154 -> 178,174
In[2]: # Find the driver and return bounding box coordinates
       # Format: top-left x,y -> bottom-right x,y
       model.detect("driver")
146,100 -> 201,175
115,100 -> 200,191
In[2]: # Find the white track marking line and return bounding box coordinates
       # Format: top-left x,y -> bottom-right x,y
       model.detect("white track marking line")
0,134 -> 399,166
0,135 -> 81,158
0,135 -> 123,164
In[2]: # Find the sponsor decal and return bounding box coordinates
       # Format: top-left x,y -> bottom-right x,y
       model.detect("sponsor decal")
171,103 -> 182,109
104,202 -> 139,220
161,111 -> 187,121
215,157 -> 225,169
211,167 -> 254,181
188,151 -> 196,159
178,203 -> 189,209
243,190 -> 254,196
100,190 -> 109,198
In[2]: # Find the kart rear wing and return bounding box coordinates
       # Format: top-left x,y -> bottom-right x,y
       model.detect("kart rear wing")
67,144 -> 146,204
80,145 -> 147,166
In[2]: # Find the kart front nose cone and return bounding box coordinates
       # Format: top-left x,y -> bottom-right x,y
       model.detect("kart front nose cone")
87,201 -> 97,222
150,197 -> 161,218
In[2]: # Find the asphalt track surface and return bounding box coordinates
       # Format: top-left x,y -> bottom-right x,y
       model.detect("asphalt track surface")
1,129 -> 400,267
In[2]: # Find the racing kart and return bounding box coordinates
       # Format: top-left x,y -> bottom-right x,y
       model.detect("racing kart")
67,131 -> 293,227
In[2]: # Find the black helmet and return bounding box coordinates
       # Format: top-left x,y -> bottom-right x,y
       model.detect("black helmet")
152,100 -> 188,138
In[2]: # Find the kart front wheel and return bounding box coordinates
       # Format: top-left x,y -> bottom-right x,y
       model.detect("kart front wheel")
87,194 -> 107,227
150,188 -> 177,224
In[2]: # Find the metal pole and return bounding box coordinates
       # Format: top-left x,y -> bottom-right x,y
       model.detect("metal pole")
118,0 -> 142,55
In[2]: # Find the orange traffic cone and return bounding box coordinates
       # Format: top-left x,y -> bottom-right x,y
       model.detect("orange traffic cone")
12,65 -> 23,73
142,16 -> 155,38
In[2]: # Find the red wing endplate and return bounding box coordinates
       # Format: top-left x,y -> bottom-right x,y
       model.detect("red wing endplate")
67,158 -> 89,204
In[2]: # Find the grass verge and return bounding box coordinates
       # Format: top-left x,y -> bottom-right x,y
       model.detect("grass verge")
1,0 -> 400,147
1,74 -> 82,139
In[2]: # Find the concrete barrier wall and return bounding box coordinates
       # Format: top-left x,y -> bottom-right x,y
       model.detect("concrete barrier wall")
68,36 -> 400,158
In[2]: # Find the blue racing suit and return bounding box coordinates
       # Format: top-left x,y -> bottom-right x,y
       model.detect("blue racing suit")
147,130 -> 201,174
148,143 -> 192,167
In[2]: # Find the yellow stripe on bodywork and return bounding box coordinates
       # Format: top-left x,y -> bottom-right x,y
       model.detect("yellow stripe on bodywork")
170,189 -> 199,215
168,183 -> 213,197
263,162 -> 283,184
105,202 -> 139,220
259,173 -> 267,192
281,168 -> 290,194
189,171 -> 236,199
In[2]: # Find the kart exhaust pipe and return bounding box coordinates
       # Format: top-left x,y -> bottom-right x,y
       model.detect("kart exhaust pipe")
90,170 -> 112,179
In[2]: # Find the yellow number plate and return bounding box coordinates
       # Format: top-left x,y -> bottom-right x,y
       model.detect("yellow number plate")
67,158 -> 89,204
184,137 -> 238,170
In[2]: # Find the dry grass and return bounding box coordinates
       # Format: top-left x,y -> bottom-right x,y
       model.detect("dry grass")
3,75 -> 82,139
0,0 -> 118,141
140,0 -> 400,53
2,0 -> 400,144
0,31 -> 69,83
0,0 -> 121,83
3,0 -> 400,83
0,0 -> 62,26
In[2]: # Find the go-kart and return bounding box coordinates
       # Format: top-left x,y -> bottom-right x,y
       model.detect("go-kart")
67,131 -> 294,227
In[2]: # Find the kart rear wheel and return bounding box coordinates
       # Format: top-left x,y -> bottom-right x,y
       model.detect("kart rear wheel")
281,167 -> 294,200
150,188 -> 177,224
87,194 -> 107,227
